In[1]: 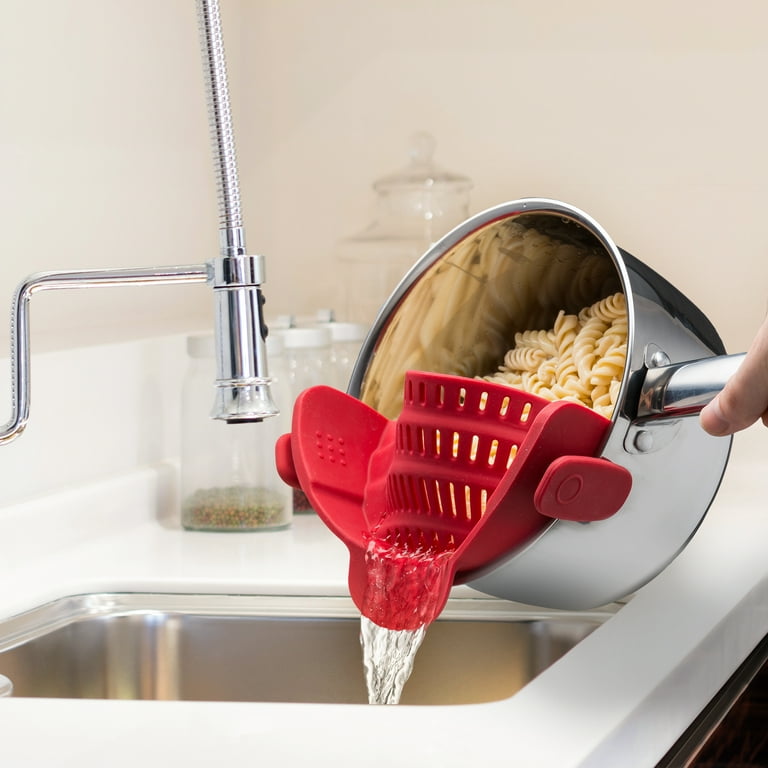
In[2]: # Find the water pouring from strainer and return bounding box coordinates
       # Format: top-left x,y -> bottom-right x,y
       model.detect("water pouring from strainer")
276,198 -> 747,632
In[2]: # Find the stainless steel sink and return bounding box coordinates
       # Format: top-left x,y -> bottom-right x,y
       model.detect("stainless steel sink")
0,593 -> 615,705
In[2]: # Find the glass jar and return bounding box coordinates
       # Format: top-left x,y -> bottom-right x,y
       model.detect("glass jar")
315,320 -> 368,391
336,132 -> 472,325
280,326 -> 333,513
265,333 -> 291,435
180,333 -> 292,532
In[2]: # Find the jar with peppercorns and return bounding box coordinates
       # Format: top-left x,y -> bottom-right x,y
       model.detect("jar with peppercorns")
180,333 -> 292,532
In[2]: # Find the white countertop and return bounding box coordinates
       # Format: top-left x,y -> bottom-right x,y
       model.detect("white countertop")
0,425 -> 766,766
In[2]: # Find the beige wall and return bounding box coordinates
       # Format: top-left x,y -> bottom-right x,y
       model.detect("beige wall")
2,0 -> 767,355
238,0 -> 768,355
0,0 -> 217,350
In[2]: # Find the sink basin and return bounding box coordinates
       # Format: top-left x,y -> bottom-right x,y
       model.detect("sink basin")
0,593 -> 615,705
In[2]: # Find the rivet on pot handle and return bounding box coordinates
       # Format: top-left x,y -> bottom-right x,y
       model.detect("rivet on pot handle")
636,353 -> 745,419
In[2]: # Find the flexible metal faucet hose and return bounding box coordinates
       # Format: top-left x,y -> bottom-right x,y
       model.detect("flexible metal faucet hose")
196,0 -> 245,254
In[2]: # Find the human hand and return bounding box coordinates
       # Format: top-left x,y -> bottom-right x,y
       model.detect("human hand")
700,313 -> 768,436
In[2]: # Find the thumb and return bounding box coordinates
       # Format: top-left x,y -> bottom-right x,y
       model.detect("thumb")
700,315 -> 768,436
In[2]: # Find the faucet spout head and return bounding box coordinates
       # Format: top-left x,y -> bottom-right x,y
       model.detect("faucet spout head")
209,253 -> 279,422
212,379 -> 278,423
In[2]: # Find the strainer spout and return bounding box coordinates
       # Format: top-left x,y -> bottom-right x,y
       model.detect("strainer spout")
276,371 -> 631,630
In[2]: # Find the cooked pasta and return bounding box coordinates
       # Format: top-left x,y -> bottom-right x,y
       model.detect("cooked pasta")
481,292 -> 627,418
359,217 -> 622,419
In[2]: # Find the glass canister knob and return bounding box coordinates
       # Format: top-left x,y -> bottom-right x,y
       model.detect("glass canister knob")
337,132 -> 472,325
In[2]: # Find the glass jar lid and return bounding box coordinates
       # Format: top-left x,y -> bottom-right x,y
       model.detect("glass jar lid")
372,131 -> 472,194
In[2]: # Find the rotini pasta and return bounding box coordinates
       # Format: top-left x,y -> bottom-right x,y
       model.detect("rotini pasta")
482,292 -> 627,418
359,216 -> 623,419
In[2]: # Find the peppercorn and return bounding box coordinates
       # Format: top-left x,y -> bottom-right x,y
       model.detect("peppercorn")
182,485 -> 288,531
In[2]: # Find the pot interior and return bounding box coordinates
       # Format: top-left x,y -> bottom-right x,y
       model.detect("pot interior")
356,206 -> 625,420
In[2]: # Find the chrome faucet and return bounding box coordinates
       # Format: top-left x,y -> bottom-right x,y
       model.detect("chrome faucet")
0,0 -> 277,445
196,0 -> 278,425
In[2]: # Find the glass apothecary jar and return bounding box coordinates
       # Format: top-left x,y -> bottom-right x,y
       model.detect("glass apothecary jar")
336,132 -> 472,325
314,320 -> 368,391
279,326 -> 333,513
180,334 -> 292,532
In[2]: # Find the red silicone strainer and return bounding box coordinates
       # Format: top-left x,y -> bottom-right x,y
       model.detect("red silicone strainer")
275,371 -> 632,630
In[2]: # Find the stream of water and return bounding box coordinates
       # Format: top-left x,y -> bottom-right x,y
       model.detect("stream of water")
360,617 -> 426,705
358,535 -> 455,704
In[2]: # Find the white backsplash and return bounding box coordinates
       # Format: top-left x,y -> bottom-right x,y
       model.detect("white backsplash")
0,335 -> 188,508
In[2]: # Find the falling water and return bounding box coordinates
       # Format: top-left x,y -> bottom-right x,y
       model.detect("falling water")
358,534 -> 455,704
360,617 -> 426,705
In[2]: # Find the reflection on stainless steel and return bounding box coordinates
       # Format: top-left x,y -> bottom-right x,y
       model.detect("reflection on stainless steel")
350,198 -> 735,611
0,594 -> 613,705
637,353 -> 746,418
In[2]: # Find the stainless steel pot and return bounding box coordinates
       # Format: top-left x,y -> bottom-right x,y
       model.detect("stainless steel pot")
348,198 -> 744,610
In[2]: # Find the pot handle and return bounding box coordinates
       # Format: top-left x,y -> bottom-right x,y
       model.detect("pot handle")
636,352 -> 745,418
